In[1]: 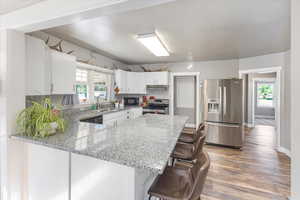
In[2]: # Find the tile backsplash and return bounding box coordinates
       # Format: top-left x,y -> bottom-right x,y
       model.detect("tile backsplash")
26,95 -> 65,107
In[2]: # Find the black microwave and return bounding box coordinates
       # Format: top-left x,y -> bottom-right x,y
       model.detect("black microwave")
124,97 -> 139,106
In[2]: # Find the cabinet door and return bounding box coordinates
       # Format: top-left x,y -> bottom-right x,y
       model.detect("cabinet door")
27,144 -> 69,200
115,70 -> 128,94
26,36 -> 51,95
71,154 -> 135,200
135,73 -> 146,94
50,50 -> 76,94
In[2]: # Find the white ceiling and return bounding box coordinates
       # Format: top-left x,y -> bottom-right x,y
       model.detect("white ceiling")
42,0 -> 290,64
0,0 -> 46,14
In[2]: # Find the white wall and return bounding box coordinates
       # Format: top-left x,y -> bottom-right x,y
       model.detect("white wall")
0,30 -> 27,200
30,31 -> 125,69
291,1 -> 300,199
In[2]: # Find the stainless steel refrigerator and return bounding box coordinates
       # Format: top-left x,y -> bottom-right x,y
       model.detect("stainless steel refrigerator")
203,79 -> 244,148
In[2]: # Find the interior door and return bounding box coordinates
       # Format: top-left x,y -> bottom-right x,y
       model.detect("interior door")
203,80 -> 223,122
222,79 -> 243,124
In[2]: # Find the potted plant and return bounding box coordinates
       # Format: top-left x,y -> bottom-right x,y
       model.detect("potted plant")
17,98 -> 65,138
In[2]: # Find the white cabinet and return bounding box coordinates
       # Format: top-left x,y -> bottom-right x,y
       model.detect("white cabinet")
103,108 -> 143,126
115,70 -> 128,94
71,153 -> 135,200
26,35 -> 51,95
50,50 -> 76,94
115,70 -> 169,94
145,72 -> 169,85
115,70 -> 146,94
103,110 -> 128,127
127,107 -> 143,119
26,143 -> 69,200
26,36 -> 77,95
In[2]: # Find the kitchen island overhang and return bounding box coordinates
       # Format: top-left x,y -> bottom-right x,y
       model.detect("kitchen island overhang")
12,114 -> 188,200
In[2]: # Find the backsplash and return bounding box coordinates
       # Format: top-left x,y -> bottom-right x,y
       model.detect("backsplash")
26,95 -> 65,108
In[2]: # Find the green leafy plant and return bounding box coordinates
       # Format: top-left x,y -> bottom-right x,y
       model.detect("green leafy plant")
258,85 -> 273,99
17,98 -> 65,138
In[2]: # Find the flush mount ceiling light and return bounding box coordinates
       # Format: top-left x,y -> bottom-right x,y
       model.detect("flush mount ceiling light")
137,32 -> 170,57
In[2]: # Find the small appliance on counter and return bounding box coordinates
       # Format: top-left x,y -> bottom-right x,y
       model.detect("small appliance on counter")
143,99 -> 169,115
123,97 -> 140,106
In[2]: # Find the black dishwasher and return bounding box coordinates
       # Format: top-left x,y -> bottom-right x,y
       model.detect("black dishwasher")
80,115 -> 103,124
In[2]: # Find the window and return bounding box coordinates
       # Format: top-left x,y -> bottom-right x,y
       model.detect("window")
257,82 -> 274,107
75,67 -> 112,104
76,69 -> 88,104
91,71 -> 111,102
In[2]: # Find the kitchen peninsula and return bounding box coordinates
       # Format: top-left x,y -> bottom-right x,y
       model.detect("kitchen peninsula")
12,112 -> 188,200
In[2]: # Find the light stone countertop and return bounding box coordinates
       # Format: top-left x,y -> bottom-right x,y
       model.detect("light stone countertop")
12,113 -> 188,174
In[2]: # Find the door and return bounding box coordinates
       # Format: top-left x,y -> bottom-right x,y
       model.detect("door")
222,79 -> 243,124
203,80 -> 223,122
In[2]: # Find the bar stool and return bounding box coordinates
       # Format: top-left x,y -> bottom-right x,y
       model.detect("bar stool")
171,134 -> 206,165
148,151 -> 210,200
179,124 -> 205,144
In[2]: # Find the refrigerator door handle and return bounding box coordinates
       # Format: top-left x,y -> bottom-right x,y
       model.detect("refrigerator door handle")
223,86 -> 227,115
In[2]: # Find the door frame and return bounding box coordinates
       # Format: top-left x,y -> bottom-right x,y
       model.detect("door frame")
239,66 -> 282,148
170,72 -> 201,128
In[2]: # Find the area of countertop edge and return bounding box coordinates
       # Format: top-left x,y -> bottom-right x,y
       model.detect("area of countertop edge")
11,110 -> 188,174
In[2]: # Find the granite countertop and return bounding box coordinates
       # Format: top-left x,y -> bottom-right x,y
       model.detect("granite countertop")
12,111 -> 188,174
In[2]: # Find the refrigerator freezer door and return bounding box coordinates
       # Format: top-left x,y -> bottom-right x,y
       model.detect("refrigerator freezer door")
222,79 -> 243,124
203,80 -> 223,122
205,122 -> 243,148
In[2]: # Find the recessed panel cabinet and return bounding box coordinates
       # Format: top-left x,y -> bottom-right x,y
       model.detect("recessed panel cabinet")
26,35 -> 51,95
26,36 -> 76,95
115,70 -> 168,94
50,50 -> 76,94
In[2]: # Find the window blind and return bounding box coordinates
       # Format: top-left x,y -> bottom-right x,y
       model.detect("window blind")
76,69 -> 88,82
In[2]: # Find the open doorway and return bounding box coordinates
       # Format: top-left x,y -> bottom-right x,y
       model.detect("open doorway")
255,79 -> 276,126
240,67 -> 281,148
170,72 -> 201,128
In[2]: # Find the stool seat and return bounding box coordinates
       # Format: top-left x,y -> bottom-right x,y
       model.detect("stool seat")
148,151 -> 210,200
148,166 -> 192,200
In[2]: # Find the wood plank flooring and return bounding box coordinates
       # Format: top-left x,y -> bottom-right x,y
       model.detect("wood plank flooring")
202,125 -> 290,200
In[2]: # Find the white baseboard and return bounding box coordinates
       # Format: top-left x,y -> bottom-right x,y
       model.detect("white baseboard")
277,146 -> 291,158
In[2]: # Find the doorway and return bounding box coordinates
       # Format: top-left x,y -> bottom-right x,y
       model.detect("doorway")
240,67 -> 281,148
255,80 -> 276,126
170,72 -> 201,128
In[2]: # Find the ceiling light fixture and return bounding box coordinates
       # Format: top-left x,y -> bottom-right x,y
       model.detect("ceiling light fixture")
137,32 -> 170,57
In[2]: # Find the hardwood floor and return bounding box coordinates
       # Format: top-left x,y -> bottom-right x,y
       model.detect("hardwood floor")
202,125 -> 290,200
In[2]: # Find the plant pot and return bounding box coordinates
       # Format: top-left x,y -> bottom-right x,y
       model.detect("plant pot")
48,122 -> 58,135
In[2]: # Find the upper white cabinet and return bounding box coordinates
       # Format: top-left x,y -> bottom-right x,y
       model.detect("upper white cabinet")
115,70 -> 168,94
50,50 -> 76,94
115,69 -> 128,94
25,36 -> 77,95
145,72 -> 169,86
26,36 -> 51,95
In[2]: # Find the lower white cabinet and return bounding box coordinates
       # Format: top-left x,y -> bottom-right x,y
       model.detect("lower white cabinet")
127,107 -> 143,119
71,153 -> 135,200
103,108 -> 143,126
26,143 -> 69,200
